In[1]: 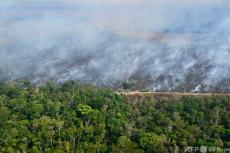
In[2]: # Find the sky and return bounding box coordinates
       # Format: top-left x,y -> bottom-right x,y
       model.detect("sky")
1,0 -> 230,33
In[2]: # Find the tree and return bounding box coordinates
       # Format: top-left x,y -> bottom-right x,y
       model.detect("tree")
112,136 -> 144,153
140,133 -> 167,153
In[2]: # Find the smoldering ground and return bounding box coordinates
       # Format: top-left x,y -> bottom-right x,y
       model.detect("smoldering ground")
0,0 -> 230,92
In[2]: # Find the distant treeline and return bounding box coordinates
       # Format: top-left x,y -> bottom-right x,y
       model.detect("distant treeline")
0,81 -> 230,153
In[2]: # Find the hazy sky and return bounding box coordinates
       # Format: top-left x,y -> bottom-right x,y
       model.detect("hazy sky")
1,0 -> 229,17
1,0 -> 230,32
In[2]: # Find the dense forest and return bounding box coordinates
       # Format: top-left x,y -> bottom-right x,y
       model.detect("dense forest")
0,81 -> 230,153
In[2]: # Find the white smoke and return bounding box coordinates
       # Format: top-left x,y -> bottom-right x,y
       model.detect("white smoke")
0,0 -> 230,91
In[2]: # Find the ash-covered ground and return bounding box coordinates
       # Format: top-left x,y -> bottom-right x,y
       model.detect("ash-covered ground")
1,32 -> 230,92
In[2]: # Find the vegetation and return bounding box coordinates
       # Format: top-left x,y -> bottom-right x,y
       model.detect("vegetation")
0,81 -> 230,153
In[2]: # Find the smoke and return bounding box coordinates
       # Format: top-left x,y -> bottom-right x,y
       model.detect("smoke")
0,0 -> 230,92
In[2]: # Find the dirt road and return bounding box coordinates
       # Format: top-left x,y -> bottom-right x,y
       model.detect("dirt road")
117,91 -> 230,97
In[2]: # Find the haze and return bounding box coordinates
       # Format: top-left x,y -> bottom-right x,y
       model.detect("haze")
0,0 -> 230,92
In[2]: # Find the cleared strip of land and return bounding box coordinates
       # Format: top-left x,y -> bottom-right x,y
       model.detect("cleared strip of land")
117,91 -> 230,97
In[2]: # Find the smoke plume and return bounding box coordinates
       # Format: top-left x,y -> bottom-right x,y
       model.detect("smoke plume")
0,0 -> 230,92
